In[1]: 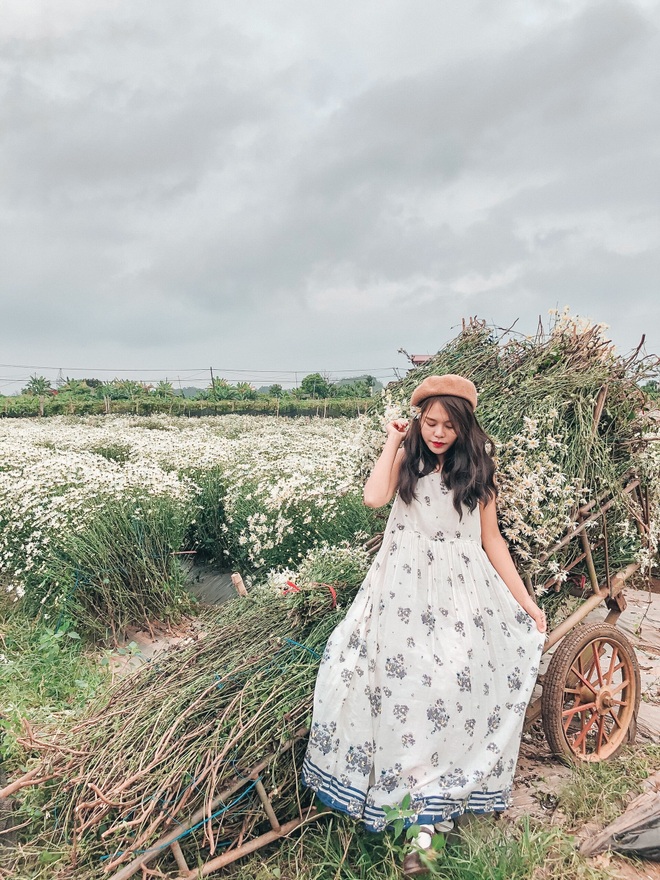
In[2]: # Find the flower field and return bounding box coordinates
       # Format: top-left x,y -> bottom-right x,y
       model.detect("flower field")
2,315 -> 659,641
0,415 -> 383,635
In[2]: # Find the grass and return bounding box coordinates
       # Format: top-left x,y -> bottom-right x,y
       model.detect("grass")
556,744 -> 660,826
0,607 -> 108,767
227,813 -> 614,880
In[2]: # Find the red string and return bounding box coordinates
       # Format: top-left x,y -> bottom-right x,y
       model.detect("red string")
323,583 -> 337,609
281,580 -> 300,596
281,580 -> 337,608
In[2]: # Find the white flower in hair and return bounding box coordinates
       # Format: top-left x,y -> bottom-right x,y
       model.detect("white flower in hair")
410,405 -> 422,420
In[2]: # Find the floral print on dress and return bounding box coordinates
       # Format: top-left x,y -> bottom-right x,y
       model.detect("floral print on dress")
427,698 -> 449,732
302,469 -> 545,832
456,667 -> 472,692
385,654 -> 407,679
393,704 -> 409,724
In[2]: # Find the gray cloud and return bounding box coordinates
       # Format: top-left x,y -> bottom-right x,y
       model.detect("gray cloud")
1,0 -> 659,392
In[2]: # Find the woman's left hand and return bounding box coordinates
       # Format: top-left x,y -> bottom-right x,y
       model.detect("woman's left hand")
526,604 -> 547,634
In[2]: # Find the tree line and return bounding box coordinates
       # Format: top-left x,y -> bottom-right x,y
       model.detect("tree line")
0,373 -> 380,418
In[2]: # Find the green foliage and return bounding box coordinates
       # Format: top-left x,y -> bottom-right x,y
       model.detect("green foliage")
22,375 -> 53,396
229,814 -> 570,880
300,373 -> 332,399
0,611 -> 106,764
20,494 -> 196,639
88,442 -> 132,463
557,744 -> 660,825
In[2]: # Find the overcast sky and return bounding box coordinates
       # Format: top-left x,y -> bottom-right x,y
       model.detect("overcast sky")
1,0 -> 659,393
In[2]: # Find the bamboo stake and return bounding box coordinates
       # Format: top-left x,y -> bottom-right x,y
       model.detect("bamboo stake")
579,532 -> 601,596
106,730 -> 308,880
231,573 -> 248,597
169,841 -> 189,874
254,779 -> 281,832
185,813 -> 328,879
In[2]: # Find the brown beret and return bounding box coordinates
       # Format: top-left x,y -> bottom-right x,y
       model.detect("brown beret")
410,374 -> 478,411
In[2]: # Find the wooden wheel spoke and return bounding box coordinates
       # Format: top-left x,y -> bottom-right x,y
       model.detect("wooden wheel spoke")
605,647 -> 620,685
609,678 -> 629,697
562,702 -> 596,719
572,709 -> 599,750
570,666 -> 598,693
591,642 -> 605,687
610,699 -> 627,707
608,708 -> 623,729
596,717 -> 606,753
580,650 -> 598,685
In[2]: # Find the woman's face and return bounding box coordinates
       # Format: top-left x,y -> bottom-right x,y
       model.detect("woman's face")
420,400 -> 458,460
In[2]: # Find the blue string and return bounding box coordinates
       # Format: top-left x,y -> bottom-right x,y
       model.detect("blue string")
100,779 -> 259,861
283,637 -> 321,659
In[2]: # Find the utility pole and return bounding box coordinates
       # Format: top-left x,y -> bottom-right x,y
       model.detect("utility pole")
210,366 -> 216,400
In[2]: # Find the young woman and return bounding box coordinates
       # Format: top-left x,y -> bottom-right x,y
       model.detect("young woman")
302,375 -> 546,870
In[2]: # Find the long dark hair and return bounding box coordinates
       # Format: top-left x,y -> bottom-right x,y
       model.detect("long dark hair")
397,395 -> 497,518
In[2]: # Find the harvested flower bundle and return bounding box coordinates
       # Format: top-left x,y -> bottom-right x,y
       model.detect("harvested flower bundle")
12,545 -> 370,878
384,312 -> 659,598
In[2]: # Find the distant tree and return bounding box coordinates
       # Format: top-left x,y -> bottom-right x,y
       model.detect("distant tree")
22,374 -> 53,396
267,384 -> 284,398
59,378 -> 92,397
22,374 -> 53,416
208,377 -> 238,400
235,382 -> 257,400
153,380 -> 176,399
300,373 -> 331,399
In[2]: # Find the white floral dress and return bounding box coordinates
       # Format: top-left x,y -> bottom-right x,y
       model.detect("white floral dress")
302,472 -> 544,831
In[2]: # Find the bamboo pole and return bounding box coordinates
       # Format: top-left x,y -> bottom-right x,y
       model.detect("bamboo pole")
541,562 -> 639,654
579,532 -> 601,596
106,731 -> 308,880
254,779 -> 281,832
184,815 -> 315,879
538,481 -> 639,563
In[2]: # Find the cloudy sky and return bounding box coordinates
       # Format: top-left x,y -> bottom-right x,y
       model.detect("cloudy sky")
1,0 -> 659,393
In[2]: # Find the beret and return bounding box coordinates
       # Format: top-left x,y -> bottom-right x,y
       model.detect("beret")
410,374 -> 478,411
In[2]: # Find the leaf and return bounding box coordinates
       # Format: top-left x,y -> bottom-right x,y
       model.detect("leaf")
38,852 -> 61,865
406,823 -> 420,840
431,833 -> 447,852
66,631 -> 81,640
401,792 -> 411,810
393,818 -> 404,839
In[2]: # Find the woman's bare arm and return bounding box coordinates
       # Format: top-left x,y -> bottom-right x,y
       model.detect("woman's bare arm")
480,497 -> 546,633
363,422 -> 407,508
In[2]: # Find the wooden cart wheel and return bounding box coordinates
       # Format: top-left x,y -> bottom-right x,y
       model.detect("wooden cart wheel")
542,622 -> 641,762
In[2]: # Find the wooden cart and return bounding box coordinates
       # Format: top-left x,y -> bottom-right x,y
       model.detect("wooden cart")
523,474 -> 649,763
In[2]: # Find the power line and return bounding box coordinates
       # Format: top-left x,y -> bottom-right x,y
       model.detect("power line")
0,363 -> 401,375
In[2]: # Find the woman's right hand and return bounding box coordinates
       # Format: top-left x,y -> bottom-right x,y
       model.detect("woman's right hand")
385,420 -> 409,445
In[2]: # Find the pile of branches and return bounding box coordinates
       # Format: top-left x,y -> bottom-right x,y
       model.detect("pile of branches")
5,561 -> 364,878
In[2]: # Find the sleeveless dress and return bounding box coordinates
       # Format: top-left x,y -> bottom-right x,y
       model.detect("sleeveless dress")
302,471 -> 544,831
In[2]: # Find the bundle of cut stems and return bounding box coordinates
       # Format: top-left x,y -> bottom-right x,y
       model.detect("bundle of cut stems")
19,578 -> 354,877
